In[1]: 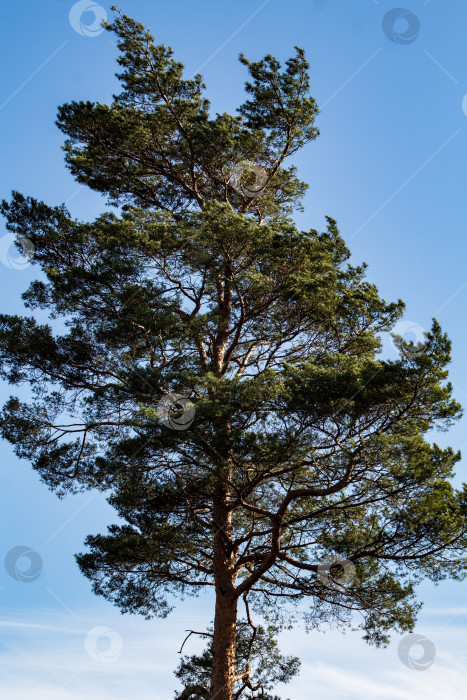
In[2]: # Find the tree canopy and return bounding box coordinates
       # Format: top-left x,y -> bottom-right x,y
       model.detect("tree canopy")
1,9 -> 466,700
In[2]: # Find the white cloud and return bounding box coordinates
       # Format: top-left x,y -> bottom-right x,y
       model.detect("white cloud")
1,606 -> 466,699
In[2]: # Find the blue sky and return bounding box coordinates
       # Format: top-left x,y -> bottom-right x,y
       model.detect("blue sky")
0,1 -> 466,698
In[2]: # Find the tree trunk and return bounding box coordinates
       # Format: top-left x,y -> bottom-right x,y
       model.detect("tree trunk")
210,480 -> 237,700
210,585 -> 238,700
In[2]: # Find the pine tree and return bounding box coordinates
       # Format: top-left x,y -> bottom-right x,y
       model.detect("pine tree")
1,9 -> 466,700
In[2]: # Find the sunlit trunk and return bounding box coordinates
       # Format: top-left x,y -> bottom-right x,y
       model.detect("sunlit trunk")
210,478 -> 237,700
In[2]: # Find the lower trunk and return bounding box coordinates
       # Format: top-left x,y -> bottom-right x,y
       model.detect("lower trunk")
210,589 -> 238,700
210,457 -> 237,699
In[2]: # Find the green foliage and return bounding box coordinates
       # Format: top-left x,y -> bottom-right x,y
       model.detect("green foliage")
175,622 -> 300,699
0,8 -> 466,698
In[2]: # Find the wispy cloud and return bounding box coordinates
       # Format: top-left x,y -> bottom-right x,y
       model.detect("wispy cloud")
1,606 -> 466,699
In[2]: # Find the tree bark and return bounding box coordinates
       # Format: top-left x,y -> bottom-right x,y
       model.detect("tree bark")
210,482 -> 238,700
210,584 -> 238,700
